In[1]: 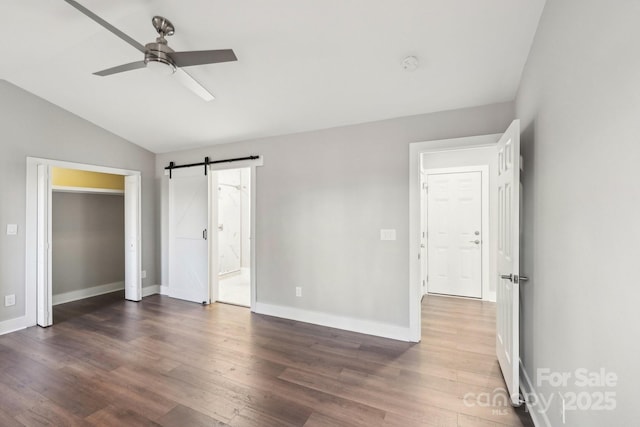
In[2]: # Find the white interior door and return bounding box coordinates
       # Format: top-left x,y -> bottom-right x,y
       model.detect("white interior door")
124,174 -> 142,301
420,172 -> 428,295
36,164 -> 52,327
496,119 -> 521,406
169,168 -> 210,304
427,171 -> 482,298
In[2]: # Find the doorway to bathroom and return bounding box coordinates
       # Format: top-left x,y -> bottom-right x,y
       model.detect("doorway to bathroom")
213,167 -> 251,307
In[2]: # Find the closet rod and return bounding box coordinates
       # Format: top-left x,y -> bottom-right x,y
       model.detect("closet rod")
165,155 -> 259,179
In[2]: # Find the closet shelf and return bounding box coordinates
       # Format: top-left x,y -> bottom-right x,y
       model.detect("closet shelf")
52,185 -> 124,195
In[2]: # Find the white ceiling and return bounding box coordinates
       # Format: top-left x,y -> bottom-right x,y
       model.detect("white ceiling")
2,0 -> 546,153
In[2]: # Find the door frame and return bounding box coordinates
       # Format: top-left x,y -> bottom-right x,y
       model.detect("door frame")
409,134 -> 500,342
423,165 -> 490,300
25,157 -> 142,327
208,160 -> 261,311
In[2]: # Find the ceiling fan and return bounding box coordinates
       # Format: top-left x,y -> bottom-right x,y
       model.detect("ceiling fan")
63,0 -> 237,101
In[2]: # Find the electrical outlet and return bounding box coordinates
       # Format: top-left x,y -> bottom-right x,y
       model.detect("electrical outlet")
295,287 -> 302,297
141,270 -> 147,279
4,294 -> 15,307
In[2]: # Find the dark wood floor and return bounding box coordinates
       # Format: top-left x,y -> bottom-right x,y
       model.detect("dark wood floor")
0,292 -> 533,426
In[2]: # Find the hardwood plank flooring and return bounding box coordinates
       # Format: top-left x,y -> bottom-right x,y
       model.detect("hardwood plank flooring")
0,292 -> 533,426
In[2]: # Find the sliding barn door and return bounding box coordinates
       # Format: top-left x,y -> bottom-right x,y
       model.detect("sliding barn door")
169,168 -> 210,304
496,119 -> 522,406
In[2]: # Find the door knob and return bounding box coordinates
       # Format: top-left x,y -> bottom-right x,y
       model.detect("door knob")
469,240 -> 480,244
500,274 -> 528,283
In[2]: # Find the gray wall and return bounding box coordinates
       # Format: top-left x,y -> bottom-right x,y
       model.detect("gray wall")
157,102 -> 513,328
516,0 -> 640,425
52,192 -> 124,295
0,80 -> 156,323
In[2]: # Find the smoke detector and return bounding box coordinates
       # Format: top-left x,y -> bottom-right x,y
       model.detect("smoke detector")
402,56 -> 419,72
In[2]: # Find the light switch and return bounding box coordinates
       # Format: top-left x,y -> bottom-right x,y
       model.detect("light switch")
6,224 -> 17,236
380,229 -> 397,241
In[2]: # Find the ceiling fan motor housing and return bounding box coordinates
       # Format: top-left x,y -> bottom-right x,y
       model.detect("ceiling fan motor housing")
144,39 -> 176,72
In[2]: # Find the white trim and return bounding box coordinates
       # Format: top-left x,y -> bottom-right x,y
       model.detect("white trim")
142,285 -> 161,297
249,165 -> 257,312
423,165 -> 493,302
36,164 -> 52,326
209,171 -> 220,304
0,316 -> 28,336
52,281 -> 124,306
159,285 -> 170,295
255,302 -> 412,341
520,359 -> 552,427
26,159 -> 39,326
29,157 -> 139,176
52,185 -> 124,195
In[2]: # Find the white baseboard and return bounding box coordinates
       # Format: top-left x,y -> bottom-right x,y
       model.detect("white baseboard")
254,302 -> 412,341
0,315 -> 28,336
142,285 -> 160,297
52,281 -> 124,306
520,359 -> 552,427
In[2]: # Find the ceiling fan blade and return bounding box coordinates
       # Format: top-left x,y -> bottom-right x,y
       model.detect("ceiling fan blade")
174,68 -> 215,101
169,49 -> 237,67
63,0 -> 146,53
94,61 -> 147,76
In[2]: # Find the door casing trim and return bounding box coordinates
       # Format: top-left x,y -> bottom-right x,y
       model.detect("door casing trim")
409,134 -> 500,342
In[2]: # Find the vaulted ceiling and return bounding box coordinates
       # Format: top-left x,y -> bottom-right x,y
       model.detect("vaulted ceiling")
2,0 -> 546,153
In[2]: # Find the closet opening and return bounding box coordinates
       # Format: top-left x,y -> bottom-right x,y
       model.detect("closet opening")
25,157 -> 142,328
51,168 -> 125,319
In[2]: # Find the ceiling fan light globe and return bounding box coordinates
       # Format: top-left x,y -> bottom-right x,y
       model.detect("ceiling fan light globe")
145,58 -> 176,76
